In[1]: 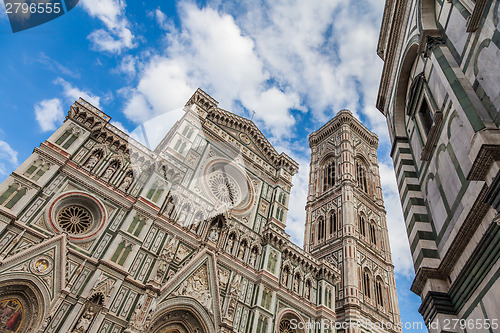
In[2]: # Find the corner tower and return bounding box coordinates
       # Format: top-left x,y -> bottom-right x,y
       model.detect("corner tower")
304,110 -> 401,332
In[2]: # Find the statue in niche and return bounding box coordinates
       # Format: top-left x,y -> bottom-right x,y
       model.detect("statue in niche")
249,248 -> 257,267
101,165 -> 116,182
237,243 -> 245,260
119,173 -> 133,191
83,154 -> 99,171
226,236 -> 234,253
71,308 -> 95,333
208,227 -> 219,243
294,277 -> 299,293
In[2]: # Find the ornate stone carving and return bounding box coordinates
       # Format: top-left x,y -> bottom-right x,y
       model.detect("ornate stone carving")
173,264 -> 212,313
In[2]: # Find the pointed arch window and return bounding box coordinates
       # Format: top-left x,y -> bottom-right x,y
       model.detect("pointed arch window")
24,159 -> 50,181
0,184 -> 27,209
358,214 -> 366,237
356,161 -> 368,193
56,128 -> 79,149
322,158 -> 336,191
369,222 -> 377,245
111,241 -> 133,266
146,180 -> 166,203
363,270 -> 371,299
317,217 -> 325,242
376,279 -> 384,307
329,210 -> 337,235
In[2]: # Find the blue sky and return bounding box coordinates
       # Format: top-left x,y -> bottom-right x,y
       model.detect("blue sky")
0,0 -> 426,331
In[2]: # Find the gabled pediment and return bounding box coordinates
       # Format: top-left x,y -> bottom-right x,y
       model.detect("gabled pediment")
158,249 -> 222,327
0,234 -> 67,304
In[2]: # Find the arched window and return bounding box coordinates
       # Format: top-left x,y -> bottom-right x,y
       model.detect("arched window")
0,183 -> 27,209
356,160 -> 368,193
376,278 -> 384,307
310,224 -> 315,245
369,223 -> 377,245
329,211 -> 337,235
317,217 -> 325,242
363,270 -> 371,299
24,159 -> 50,181
146,180 -> 166,204
358,214 -> 366,237
322,158 -> 335,191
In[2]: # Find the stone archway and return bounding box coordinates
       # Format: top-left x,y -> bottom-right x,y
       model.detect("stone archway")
151,309 -> 207,333
148,297 -> 216,333
0,279 -> 46,333
276,310 -> 306,333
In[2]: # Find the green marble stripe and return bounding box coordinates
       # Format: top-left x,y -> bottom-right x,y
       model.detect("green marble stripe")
404,197 -> 426,220
433,47 -> 485,131
451,224 -> 500,315
407,213 -> 432,236
400,183 -> 423,206
411,231 -> 438,254
415,248 -> 440,269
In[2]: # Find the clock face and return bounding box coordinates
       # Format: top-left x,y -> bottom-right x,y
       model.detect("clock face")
204,160 -> 254,212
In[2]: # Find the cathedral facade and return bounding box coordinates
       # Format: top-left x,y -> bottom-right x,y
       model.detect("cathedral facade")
377,0 -> 500,331
0,89 -> 399,332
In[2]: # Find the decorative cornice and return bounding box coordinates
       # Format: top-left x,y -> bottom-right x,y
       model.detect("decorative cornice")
309,110 -> 378,148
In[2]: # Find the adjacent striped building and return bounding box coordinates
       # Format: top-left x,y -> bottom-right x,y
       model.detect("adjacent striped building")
377,0 -> 500,331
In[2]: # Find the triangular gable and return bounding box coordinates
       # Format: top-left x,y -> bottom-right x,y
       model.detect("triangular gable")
158,249 -> 221,327
0,234 -> 66,304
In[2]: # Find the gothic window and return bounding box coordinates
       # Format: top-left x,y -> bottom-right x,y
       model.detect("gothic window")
329,210 -> 337,235
111,241 -> 132,266
276,207 -> 284,221
418,98 -> 433,135
146,180 -> 166,203
182,125 -> 194,139
267,250 -> 278,273
128,215 -> 147,237
322,158 -> 335,191
363,270 -> 371,299
56,128 -> 79,149
173,139 -> 187,154
327,288 -> 333,308
369,222 -> 377,245
83,149 -> 104,171
317,217 -> 325,242
261,288 -> 272,309
24,159 -> 50,181
257,315 -> 268,333
376,278 -> 384,307
0,183 -> 27,209
355,161 -> 368,193
310,224 -> 315,245
358,214 -> 366,237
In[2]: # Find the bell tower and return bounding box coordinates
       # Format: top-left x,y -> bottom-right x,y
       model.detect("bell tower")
304,110 -> 401,332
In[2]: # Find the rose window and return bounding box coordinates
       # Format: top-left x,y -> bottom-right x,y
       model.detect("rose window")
208,173 -> 240,205
279,319 -> 295,333
57,205 -> 93,234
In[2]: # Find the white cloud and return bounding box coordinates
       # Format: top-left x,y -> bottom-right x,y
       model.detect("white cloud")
117,54 -> 137,76
54,78 -> 101,108
80,0 -> 135,53
123,4 -> 301,140
0,140 -> 18,177
379,160 -> 415,277
34,98 -> 64,132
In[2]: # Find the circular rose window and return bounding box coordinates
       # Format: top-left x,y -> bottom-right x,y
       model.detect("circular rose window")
46,191 -> 106,242
57,205 -> 92,234
204,160 -> 253,212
